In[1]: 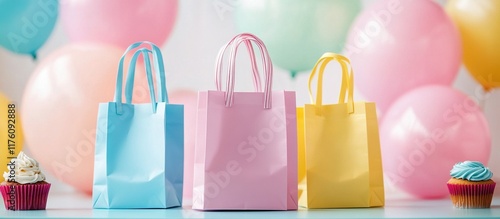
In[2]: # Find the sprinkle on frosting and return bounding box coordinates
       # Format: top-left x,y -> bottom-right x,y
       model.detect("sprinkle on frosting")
3,151 -> 46,184
450,161 -> 493,181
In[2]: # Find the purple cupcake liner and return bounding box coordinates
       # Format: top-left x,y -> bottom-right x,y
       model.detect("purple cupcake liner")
447,182 -> 496,208
0,183 -> 51,210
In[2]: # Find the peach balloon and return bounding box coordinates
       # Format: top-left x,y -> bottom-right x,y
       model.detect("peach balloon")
21,43 -> 151,194
169,89 -> 198,202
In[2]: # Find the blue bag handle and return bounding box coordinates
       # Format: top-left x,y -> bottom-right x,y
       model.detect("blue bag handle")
114,41 -> 168,114
115,48 -> 157,114
124,42 -> 168,105
115,41 -> 168,103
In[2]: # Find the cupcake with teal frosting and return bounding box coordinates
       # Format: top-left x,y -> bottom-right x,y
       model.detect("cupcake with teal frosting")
447,161 -> 496,208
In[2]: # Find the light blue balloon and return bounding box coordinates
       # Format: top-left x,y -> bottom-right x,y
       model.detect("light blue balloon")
0,0 -> 58,59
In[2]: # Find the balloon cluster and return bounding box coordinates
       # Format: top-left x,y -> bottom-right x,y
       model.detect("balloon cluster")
347,0 -> 462,114
18,0 -> 179,195
344,0 -> 494,199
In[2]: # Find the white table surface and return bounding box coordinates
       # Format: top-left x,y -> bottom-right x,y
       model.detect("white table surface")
1,192 -> 500,218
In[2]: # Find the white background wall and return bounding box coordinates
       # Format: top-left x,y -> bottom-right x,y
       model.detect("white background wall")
0,0 -> 498,198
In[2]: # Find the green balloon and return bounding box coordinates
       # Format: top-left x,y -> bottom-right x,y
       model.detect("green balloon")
235,0 -> 361,77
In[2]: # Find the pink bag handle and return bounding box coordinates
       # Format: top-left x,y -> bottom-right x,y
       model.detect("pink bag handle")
216,33 -> 273,108
215,35 -> 262,92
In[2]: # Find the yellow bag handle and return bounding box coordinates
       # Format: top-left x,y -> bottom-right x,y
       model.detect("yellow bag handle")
308,52 -> 354,114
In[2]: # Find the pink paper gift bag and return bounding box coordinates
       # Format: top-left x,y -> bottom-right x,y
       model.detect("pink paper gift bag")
192,33 -> 297,210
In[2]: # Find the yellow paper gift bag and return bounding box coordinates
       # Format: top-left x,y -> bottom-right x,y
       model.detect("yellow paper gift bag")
298,53 -> 384,208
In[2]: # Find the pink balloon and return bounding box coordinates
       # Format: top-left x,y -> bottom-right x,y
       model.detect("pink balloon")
346,0 -> 461,115
61,0 -> 178,48
381,85 -> 491,199
169,89 -> 197,202
21,43 -> 151,194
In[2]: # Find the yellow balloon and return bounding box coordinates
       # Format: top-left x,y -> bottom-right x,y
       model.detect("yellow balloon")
0,92 -> 24,173
446,0 -> 500,91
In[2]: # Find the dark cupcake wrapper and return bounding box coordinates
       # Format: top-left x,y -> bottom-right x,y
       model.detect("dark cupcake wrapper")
0,183 -> 51,210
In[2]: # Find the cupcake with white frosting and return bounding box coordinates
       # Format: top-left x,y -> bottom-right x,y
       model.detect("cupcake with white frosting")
0,151 -> 51,210
447,161 -> 496,208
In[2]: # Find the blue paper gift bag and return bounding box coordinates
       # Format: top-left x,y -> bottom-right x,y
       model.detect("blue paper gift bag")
92,42 -> 184,209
